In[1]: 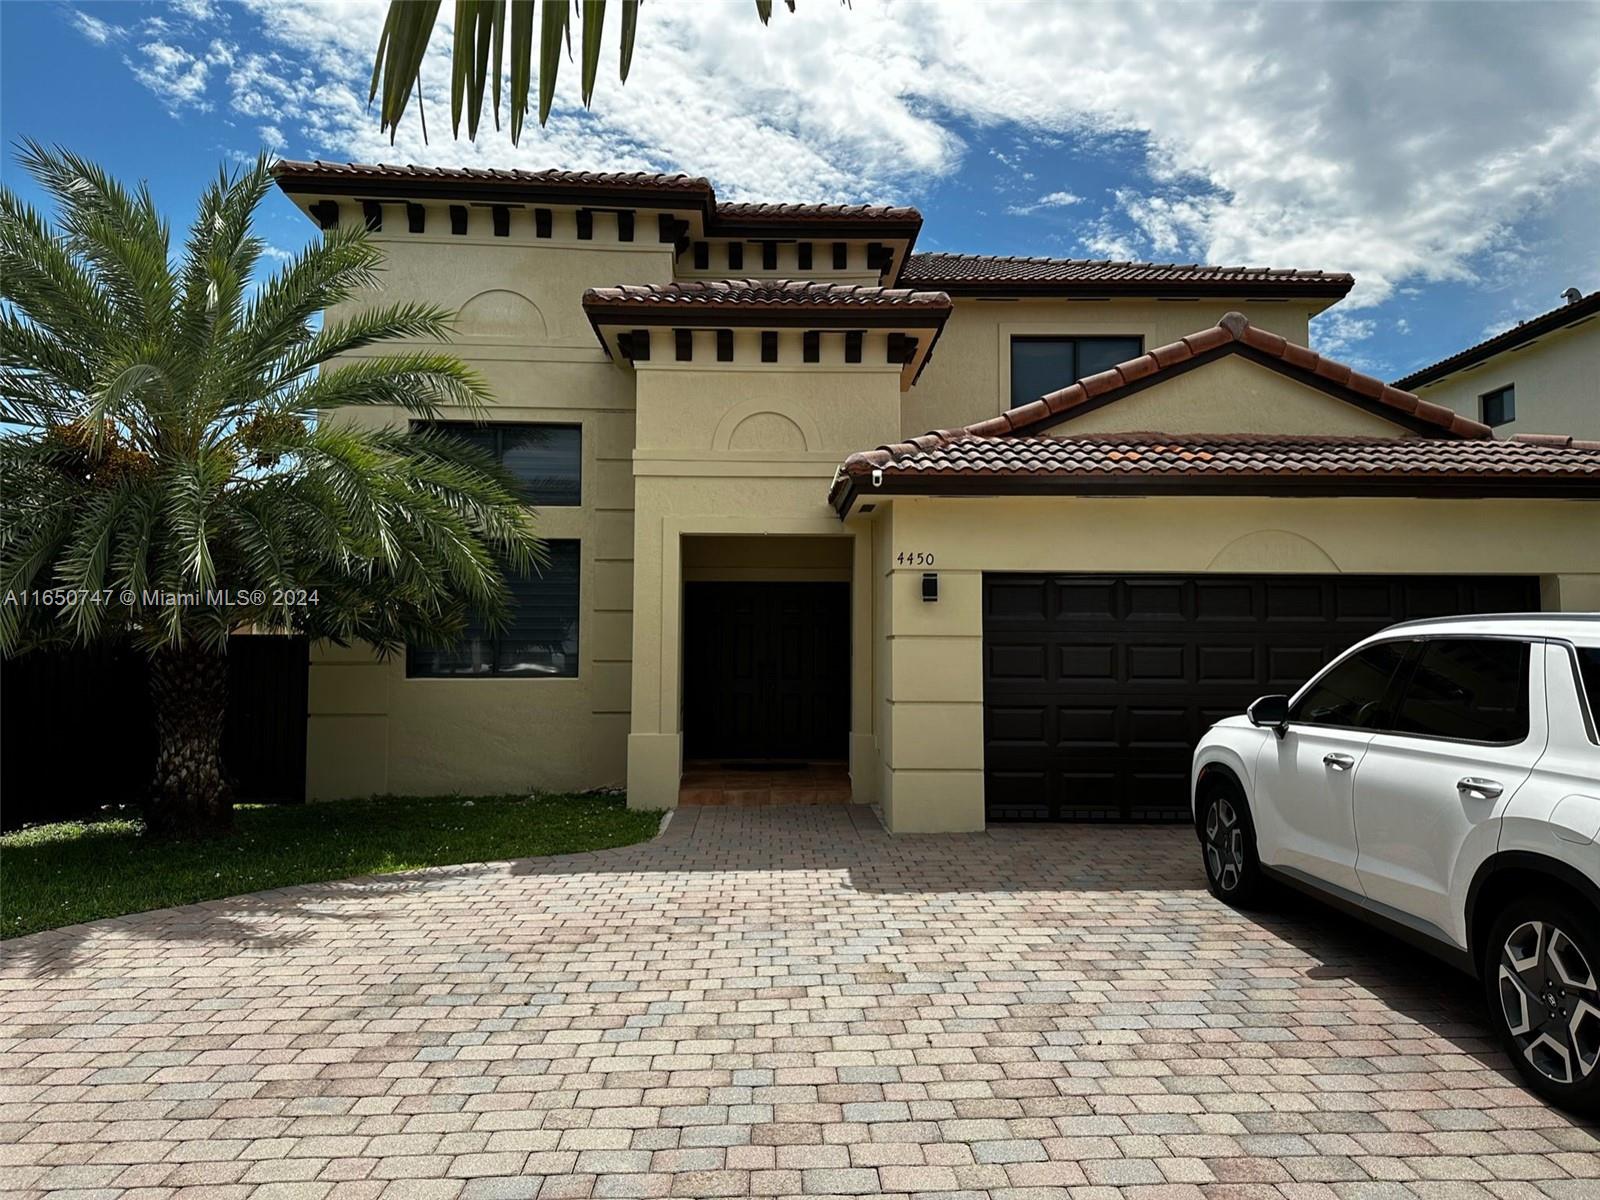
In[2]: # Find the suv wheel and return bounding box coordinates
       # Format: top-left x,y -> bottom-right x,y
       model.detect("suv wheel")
1485,896 -> 1600,1114
1198,779 -> 1264,907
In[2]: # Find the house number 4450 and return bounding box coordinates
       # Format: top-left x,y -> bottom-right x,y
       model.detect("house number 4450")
897,551 -> 935,566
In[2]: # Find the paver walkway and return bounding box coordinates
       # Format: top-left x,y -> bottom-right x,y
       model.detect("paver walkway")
3,804 -> 1597,1200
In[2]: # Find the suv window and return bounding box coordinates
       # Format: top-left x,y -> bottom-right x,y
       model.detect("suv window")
1289,640 -> 1410,730
1392,638 -> 1530,743
1572,646 -> 1600,743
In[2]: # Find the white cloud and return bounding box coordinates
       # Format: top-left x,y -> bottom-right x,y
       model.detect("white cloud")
102,0 -> 1600,327
128,37 -> 235,113
1310,311 -> 1381,370
258,124 -> 286,151
1006,190 -> 1084,216
70,9 -> 124,45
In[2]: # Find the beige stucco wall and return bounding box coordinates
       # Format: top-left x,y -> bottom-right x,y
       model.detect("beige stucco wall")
904,298 -> 1318,435
1414,318 -> 1600,439
1050,353 -> 1413,437
305,228 -> 675,800
860,494 -> 1600,833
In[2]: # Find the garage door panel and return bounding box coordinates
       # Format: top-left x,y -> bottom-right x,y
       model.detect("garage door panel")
1126,580 -> 1187,619
1264,581 -> 1328,620
1054,579 -> 1117,620
1057,643 -> 1118,682
987,642 -> 1047,680
984,572 -> 1539,822
1126,643 -> 1187,681
1126,706 -> 1192,746
1057,706 -> 1117,745
1055,770 -> 1121,821
1195,580 -> 1256,620
986,769 -> 1050,821
987,579 -> 1049,621
986,705 -> 1047,745
1197,644 -> 1258,683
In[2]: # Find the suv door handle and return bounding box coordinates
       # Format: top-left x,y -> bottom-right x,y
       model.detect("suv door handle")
1323,753 -> 1356,771
1458,776 -> 1504,801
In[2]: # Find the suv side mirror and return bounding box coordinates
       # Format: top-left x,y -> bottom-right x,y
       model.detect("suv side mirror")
1247,694 -> 1290,737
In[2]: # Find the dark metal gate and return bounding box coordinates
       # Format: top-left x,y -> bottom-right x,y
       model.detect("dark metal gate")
1,635 -> 309,829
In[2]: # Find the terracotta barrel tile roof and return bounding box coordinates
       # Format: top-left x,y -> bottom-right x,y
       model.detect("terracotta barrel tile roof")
824,312 -> 1600,510
1392,289 -> 1600,390
715,201 -> 922,224
272,161 -> 925,237
830,431 -> 1600,508
964,311 -> 1490,441
900,252 -> 1354,297
272,159 -> 713,192
583,279 -> 951,311
843,431 -> 1600,479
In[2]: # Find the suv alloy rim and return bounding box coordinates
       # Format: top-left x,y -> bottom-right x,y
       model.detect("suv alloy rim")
1204,796 -> 1244,892
1498,920 -> 1600,1085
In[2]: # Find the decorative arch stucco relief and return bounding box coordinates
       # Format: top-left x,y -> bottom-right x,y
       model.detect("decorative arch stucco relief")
455,288 -> 548,342
1206,529 -> 1340,572
711,398 -> 822,453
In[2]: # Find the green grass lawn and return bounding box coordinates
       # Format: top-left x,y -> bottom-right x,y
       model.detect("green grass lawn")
1,792 -> 661,939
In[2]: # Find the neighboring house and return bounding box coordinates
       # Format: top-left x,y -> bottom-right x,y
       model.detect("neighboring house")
273,161 -> 1600,833
1394,289 -> 1600,439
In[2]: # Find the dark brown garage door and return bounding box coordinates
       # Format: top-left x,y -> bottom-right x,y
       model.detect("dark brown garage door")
983,574 -> 1540,822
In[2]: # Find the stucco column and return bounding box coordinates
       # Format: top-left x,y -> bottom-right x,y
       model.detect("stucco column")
626,498 -> 681,810
879,500 -> 986,832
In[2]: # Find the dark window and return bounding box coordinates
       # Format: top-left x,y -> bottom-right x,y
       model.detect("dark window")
1289,640 -> 1411,730
1392,638 -> 1530,742
1009,336 -> 1143,406
407,540 -> 580,678
416,422 -> 581,506
1575,647 -> 1600,744
1481,384 -> 1515,427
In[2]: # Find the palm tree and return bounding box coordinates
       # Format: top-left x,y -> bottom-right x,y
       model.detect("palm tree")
0,144 -> 541,837
371,0 -> 796,144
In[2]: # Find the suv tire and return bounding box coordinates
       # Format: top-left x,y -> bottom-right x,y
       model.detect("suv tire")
1197,777 -> 1266,909
1484,894 -> 1600,1115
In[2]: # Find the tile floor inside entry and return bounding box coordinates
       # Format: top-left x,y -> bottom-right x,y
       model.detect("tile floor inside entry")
677,760 -> 852,807
2,804 -> 1597,1200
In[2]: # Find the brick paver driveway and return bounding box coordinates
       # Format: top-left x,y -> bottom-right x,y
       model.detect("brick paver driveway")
4,805 -> 1598,1200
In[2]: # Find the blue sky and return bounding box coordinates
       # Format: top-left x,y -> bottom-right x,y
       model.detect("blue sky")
4,0 -> 1598,381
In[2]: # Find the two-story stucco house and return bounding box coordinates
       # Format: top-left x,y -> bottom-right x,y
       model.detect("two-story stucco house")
1395,289 -> 1600,440
273,161 -> 1600,833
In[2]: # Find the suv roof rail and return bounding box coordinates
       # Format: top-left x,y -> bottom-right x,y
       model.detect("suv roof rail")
1383,611 -> 1600,632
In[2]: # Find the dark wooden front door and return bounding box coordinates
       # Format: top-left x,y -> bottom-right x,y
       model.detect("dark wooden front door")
683,582 -> 850,760
982,573 -> 1541,823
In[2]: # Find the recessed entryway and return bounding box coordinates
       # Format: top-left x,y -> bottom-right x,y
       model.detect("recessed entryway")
683,580 -> 850,761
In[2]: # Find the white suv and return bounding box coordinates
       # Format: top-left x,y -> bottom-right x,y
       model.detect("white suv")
1192,614 -> 1600,1112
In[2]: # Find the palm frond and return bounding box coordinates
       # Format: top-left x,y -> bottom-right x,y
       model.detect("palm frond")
370,0 -> 794,145
1,146 -> 541,661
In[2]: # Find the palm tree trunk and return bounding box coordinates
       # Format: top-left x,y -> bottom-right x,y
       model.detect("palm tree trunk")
146,643 -> 233,837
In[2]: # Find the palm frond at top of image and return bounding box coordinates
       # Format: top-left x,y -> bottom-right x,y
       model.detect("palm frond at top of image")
369,0 -> 800,145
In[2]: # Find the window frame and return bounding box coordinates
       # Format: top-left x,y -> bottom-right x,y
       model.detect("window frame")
1565,642 -> 1600,747
1370,634 -> 1535,747
412,420 -> 583,507
1007,334 -> 1146,408
1479,384 -> 1516,428
405,538 -> 583,680
1285,637 -> 1416,734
